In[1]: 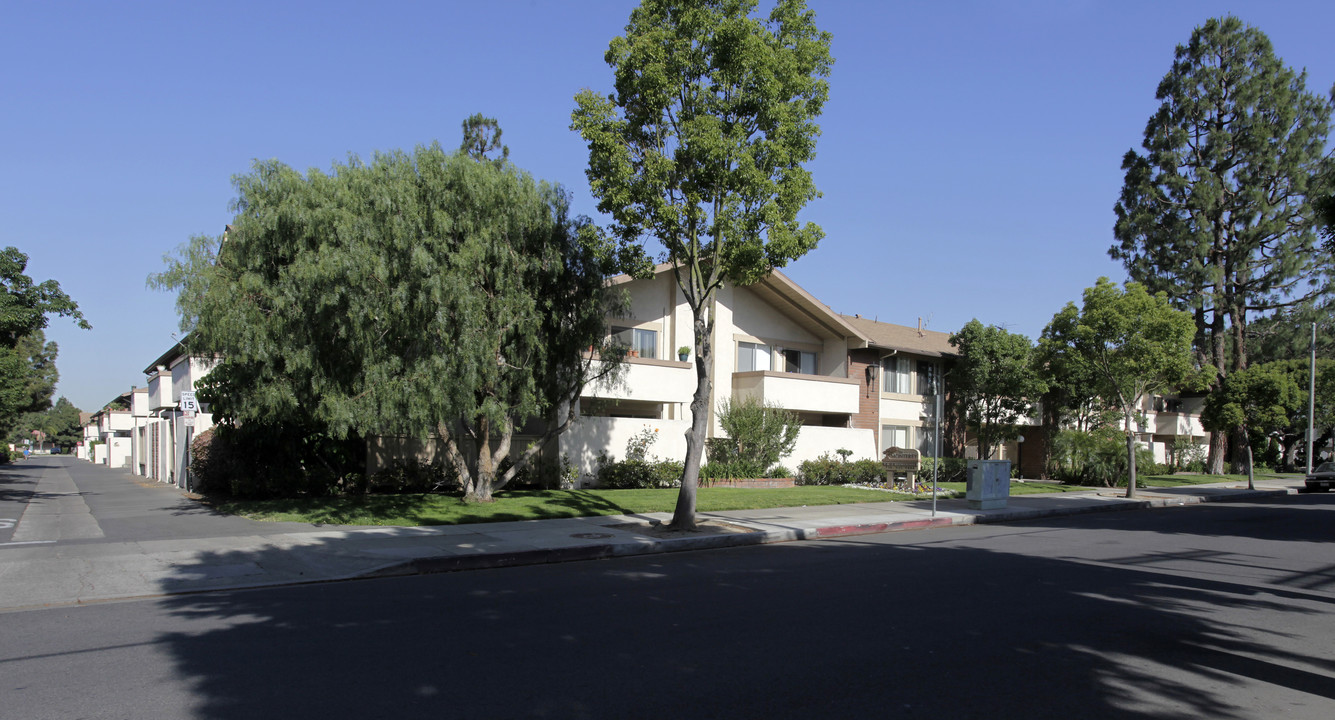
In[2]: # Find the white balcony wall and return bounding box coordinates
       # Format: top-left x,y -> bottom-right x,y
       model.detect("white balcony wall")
147,369 -> 173,410
1155,412 -> 1205,437
171,356 -> 216,405
880,395 -> 932,422
560,416 -> 692,481
732,372 -> 859,415
106,411 -> 134,432
785,426 -> 877,467
584,359 -> 695,404
131,388 -> 150,417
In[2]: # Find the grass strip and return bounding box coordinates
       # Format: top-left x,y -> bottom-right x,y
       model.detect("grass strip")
215,485 -> 918,527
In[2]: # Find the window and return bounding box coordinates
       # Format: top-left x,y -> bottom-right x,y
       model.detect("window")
610,326 -> 658,359
881,425 -> 911,453
917,360 -> 937,395
1154,396 -> 1183,413
737,341 -> 771,372
882,357 -> 911,393
780,348 -> 817,375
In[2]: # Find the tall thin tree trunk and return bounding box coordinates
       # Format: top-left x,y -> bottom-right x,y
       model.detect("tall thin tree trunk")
1125,409 -> 1138,499
670,309 -> 713,531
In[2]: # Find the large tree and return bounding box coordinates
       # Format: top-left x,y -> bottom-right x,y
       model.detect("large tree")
0,247 -> 87,433
948,320 -> 1046,462
152,130 -> 621,502
1,246 -> 89,348
1202,362 -> 1303,488
1215,357 -> 1334,471
1110,16 -> 1334,473
1050,279 -> 1197,497
572,0 -> 832,529
0,330 -> 60,436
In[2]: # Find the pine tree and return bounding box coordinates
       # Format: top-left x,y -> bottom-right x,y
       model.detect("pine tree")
1111,16 -> 1334,472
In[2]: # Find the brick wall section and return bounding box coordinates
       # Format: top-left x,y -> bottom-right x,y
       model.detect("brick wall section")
848,349 -> 880,439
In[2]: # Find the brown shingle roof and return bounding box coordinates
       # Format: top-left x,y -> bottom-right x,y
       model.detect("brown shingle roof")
839,315 -> 957,357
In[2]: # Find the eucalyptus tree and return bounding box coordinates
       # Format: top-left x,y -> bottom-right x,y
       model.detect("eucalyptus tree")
948,320 -> 1046,462
1057,279 -> 1197,497
1110,16 -> 1334,472
152,132 -> 621,502
572,0 -> 832,529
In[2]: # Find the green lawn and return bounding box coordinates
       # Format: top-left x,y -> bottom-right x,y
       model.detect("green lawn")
937,481 -> 1092,495
1139,472 -> 1300,487
213,473 -> 1295,527
215,485 -> 922,527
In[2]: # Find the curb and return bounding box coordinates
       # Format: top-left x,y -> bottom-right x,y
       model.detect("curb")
362,487 -> 1295,580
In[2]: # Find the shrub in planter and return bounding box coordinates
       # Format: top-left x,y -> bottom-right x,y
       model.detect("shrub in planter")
596,458 -> 682,489
700,460 -> 768,483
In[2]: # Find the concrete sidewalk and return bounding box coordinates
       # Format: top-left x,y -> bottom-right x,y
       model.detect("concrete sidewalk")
0,457 -> 1303,612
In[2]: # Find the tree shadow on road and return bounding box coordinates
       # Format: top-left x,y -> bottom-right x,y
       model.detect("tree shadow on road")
146,515 -> 1335,719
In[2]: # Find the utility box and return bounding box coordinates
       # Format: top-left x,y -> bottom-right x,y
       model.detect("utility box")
967,460 -> 1011,510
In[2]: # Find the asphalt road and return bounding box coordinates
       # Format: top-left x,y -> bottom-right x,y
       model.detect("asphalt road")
0,456 -> 316,546
2,493 -> 1332,719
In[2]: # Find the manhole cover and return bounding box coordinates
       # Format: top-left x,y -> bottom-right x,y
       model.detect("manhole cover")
571,532 -> 614,539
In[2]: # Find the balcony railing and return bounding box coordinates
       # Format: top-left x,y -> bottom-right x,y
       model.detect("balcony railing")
583,356 -> 695,404
731,371 -> 859,415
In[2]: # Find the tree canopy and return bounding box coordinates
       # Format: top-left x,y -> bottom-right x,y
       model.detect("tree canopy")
1110,16 -> 1334,472
948,320 -> 1045,461
152,132 -> 622,501
1,246 -> 89,348
0,330 -> 61,437
1048,278 -> 1197,496
572,0 -> 832,529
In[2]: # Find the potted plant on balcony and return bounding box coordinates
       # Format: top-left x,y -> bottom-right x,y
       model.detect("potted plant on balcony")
678,346 -> 690,362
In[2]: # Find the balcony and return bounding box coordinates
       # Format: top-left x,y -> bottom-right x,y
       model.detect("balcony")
584,357 -> 695,404
731,371 -> 860,415
1155,412 -> 1204,437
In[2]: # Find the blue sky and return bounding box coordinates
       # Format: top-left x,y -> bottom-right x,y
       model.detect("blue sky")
3,1 -> 1333,412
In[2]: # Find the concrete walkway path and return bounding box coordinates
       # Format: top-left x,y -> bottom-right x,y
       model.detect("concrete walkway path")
0,456 -> 1303,611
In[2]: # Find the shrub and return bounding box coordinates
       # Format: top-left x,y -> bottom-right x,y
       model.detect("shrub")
367,459 -> 455,494
1050,427 -> 1161,487
920,457 -> 968,483
1167,436 -> 1206,473
700,460 -> 768,482
712,397 -> 801,468
190,423 -> 366,498
796,454 -> 885,485
624,426 -> 660,462
595,458 -> 682,489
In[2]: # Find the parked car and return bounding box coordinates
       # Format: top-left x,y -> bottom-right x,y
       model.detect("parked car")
1305,462 -> 1335,493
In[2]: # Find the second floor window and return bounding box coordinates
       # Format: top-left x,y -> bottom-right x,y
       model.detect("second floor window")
611,326 -> 657,359
780,348 -> 817,375
917,360 -> 938,395
882,356 -> 911,393
737,341 -> 771,372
